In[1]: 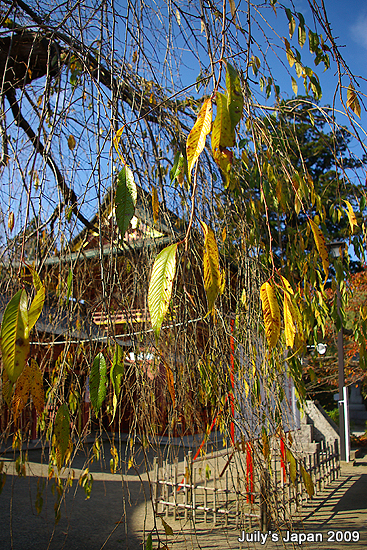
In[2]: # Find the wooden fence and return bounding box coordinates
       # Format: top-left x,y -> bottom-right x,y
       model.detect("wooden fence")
153,439 -> 340,529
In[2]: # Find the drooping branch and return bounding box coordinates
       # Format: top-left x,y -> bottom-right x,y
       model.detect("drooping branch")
5,88 -> 97,232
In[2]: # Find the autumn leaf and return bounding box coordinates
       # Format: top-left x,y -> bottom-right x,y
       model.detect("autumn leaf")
309,219 -> 329,282
67,135 -> 76,150
162,359 -> 175,407
148,243 -> 178,341
347,83 -> 361,118
300,463 -> 314,497
29,358 -> 44,415
28,267 -> 45,331
212,92 -> 235,151
90,353 -> 107,414
200,221 -> 223,315
344,200 -> 358,234
186,98 -> 212,182
286,448 -> 297,484
54,404 -> 71,471
8,212 -> 14,231
152,185 -> 159,224
12,361 -> 32,420
260,281 -> 281,348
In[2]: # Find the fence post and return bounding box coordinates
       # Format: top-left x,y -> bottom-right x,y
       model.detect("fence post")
153,457 -> 159,514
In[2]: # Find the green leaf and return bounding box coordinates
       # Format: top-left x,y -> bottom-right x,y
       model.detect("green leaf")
226,62 -> 244,130
298,25 -> 306,48
148,243 -> 178,341
66,268 -> 73,301
1,290 -> 30,384
115,166 -> 137,238
111,343 -> 124,399
308,30 -> 319,53
146,533 -> 153,550
285,8 -> 296,38
28,267 -> 45,331
212,92 -> 235,152
161,517 -> 174,536
90,353 -> 107,414
170,150 -> 187,187
54,403 -> 71,470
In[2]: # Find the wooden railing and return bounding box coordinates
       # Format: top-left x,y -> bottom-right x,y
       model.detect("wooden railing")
152,439 -> 340,529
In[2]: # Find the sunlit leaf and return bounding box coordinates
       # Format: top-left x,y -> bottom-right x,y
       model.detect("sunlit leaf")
148,243 -> 178,341
1,290 -> 30,383
226,62 -> 244,130
309,219 -> 329,282
152,185 -> 159,224
260,281 -> 280,348
90,353 -> 107,414
115,166 -> 137,238
284,294 -> 296,348
228,0 -> 236,18
285,8 -> 296,38
291,76 -> 298,96
298,23 -> 306,48
186,98 -> 212,182
300,463 -> 314,497
28,267 -> 45,331
8,212 -> 14,232
201,221 -> 223,315
212,92 -> 235,152
113,125 -> 126,164
347,83 -> 361,118
344,200 -> 358,234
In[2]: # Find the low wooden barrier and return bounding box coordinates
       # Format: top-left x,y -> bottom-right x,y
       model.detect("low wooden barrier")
152,439 -> 340,529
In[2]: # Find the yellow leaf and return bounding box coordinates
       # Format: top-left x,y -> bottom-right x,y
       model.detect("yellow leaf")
284,294 -> 296,348
300,464 -> 314,497
343,200 -> 358,234
113,125 -> 126,164
260,281 -> 280,348
186,98 -> 212,182
152,185 -> 159,224
200,221 -> 222,315
148,243 -> 178,341
347,83 -> 361,118
222,226 -> 227,242
309,219 -> 329,282
8,212 -> 14,231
